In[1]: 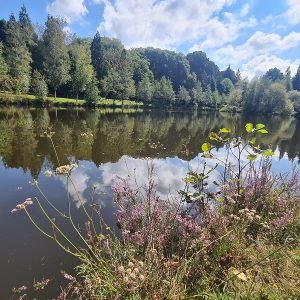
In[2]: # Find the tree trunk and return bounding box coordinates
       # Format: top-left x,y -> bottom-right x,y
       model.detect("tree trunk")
54,88 -> 57,99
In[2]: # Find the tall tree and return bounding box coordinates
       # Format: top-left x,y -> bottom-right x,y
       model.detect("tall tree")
221,65 -> 238,84
176,86 -> 191,105
292,65 -> 300,91
0,19 -> 6,42
264,67 -> 284,82
69,40 -> 96,100
152,77 -> 175,106
31,69 -> 48,101
4,14 -> 31,93
137,75 -> 153,103
0,42 -> 11,91
285,67 -> 292,91
43,16 -> 70,98
18,5 -> 36,48
91,32 -> 103,81
187,51 -> 220,88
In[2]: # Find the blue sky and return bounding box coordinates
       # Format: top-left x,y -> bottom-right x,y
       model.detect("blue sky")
1,0 -> 300,78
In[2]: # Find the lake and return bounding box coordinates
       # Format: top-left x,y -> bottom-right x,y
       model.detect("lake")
0,107 -> 299,298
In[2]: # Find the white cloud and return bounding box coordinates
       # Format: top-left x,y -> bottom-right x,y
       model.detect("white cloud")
213,31 -> 300,66
98,0 -> 240,49
285,0 -> 300,25
240,3 -> 250,17
190,13 -> 257,51
242,55 -> 300,79
46,0 -> 88,23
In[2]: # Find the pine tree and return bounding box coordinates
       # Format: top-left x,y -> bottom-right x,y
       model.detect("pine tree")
18,5 -> 36,48
5,14 -> 31,93
43,16 -> 70,98
292,65 -> 300,91
0,42 -> 11,91
285,67 -> 292,91
91,32 -> 104,80
31,69 -> 48,101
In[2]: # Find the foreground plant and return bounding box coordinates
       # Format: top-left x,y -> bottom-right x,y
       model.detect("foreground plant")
12,124 -> 300,299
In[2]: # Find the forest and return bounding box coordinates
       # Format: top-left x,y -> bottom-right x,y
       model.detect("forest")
1,5 -> 300,114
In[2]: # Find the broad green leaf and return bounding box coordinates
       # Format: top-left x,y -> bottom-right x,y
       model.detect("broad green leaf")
245,123 -> 253,133
262,149 -> 273,156
219,128 -> 231,134
249,137 -> 256,145
209,132 -> 220,141
247,154 -> 257,161
258,129 -> 268,134
255,123 -> 265,130
201,142 -> 212,152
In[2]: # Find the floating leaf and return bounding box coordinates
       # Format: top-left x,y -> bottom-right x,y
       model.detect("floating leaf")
255,123 -> 265,130
262,149 -> 273,156
201,143 -> 212,152
247,154 -> 257,161
258,129 -> 268,134
219,128 -> 231,134
245,123 -> 253,133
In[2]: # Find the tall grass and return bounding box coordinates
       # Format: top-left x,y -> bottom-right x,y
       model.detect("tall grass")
12,124 -> 300,299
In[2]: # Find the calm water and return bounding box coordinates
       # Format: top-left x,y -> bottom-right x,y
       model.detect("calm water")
0,107 -> 299,298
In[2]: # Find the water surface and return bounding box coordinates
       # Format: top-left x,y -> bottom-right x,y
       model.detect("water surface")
0,107 -> 299,298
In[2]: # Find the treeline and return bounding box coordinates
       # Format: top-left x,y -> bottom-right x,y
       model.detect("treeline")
0,5 -> 300,113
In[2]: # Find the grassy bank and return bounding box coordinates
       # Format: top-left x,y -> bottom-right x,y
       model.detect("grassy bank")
12,123 -> 300,299
0,92 -> 144,108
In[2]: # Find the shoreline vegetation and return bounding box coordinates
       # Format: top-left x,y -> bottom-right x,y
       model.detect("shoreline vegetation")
1,6 -> 300,115
11,124 -> 300,299
0,92 -> 143,108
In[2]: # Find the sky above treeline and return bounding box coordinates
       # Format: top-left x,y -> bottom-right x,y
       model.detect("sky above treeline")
1,0 -> 300,78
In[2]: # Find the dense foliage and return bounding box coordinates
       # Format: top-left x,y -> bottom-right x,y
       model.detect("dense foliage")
0,5 -> 300,113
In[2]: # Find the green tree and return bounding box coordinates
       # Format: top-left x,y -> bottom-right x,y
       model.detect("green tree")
18,4 -> 36,49
31,69 -> 48,101
187,51 -> 220,88
292,65 -> 300,91
264,67 -> 284,82
91,32 -> 104,81
85,75 -> 99,105
288,90 -> 300,112
152,77 -> 175,106
136,47 -> 191,90
69,40 -> 95,100
220,78 -> 234,95
0,42 -> 11,91
176,86 -> 191,105
4,14 -> 31,93
285,66 -> 292,91
191,81 -> 204,106
101,50 -> 135,103
220,65 -> 238,84
43,16 -> 70,98
269,83 -> 293,114
137,76 -> 153,103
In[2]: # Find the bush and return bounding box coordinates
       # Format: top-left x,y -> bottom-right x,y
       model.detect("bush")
31,70 -> 48,102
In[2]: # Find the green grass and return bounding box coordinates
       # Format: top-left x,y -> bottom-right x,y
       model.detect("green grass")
0,92 -> 144,108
